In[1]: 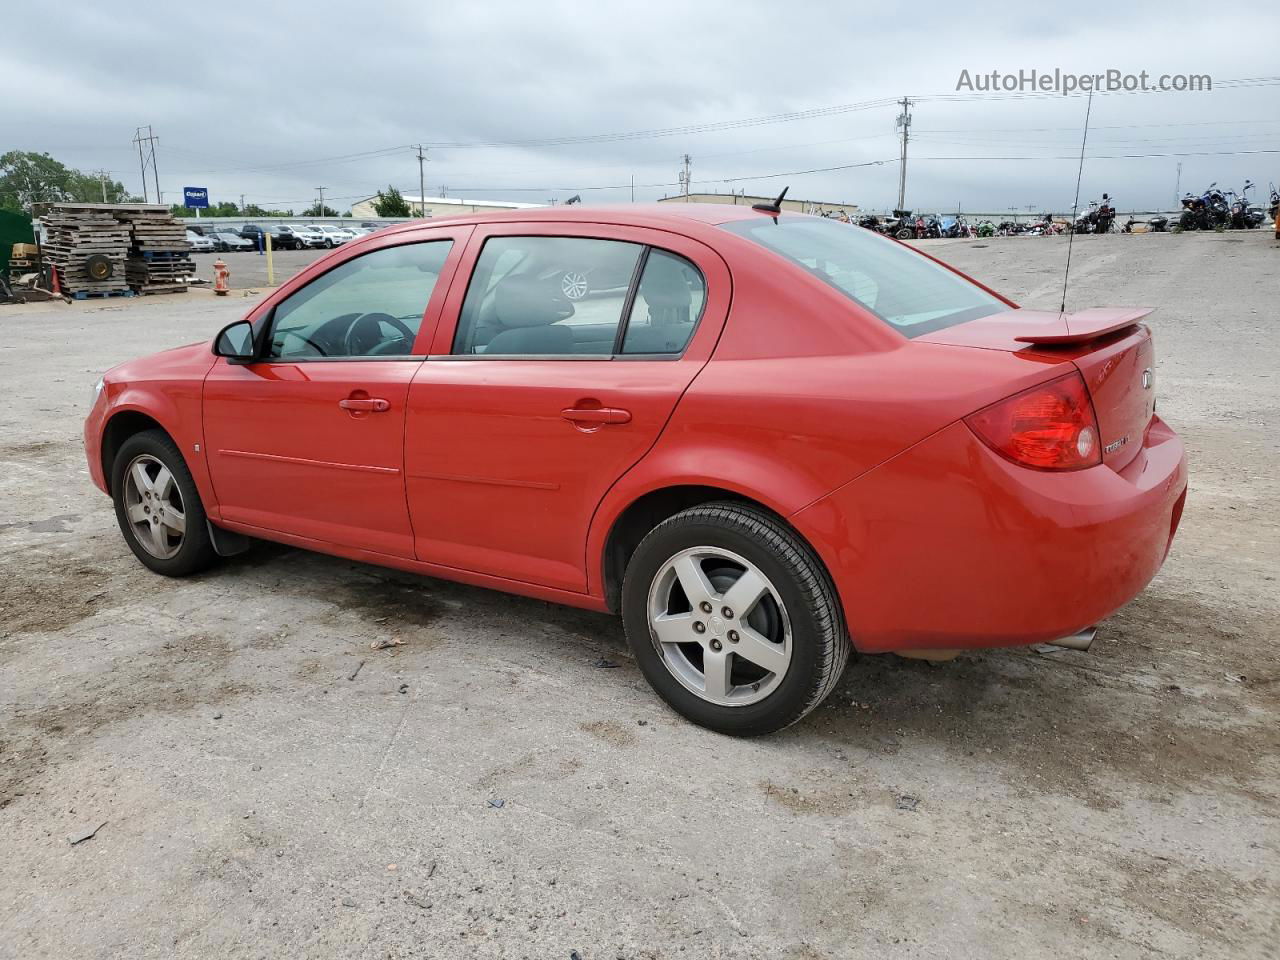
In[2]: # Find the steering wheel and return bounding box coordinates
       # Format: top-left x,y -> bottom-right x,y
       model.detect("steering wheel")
344,312 -> 415,356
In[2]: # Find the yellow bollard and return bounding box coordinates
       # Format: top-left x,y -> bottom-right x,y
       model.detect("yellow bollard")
265,232 -> 274,286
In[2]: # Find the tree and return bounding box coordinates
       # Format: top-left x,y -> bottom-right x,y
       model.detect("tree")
171,200 -> 241,218
1,152 -> 136,211
244,203 -> 294,218
371,186 -> 411,218
66,170 -> 132,204
303,202 -> 340,217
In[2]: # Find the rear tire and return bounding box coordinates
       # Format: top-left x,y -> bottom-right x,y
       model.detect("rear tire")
111,430 -> 216,577
621,502 -> 850,736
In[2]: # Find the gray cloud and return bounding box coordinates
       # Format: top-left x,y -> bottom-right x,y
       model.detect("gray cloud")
5,0 -> 1278,213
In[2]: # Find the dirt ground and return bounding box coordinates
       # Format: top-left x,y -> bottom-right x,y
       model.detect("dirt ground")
1,230 -> 1277,959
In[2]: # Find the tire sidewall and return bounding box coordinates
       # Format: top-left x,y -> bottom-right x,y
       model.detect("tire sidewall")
622,513 -> 835,735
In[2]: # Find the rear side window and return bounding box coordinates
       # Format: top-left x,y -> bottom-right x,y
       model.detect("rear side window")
722,217 -> 1004,337
620,250 -> 706,355
452,236 -> 643,356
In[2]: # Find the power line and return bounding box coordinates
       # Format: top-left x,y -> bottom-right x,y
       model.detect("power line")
143,75 -> 1280,181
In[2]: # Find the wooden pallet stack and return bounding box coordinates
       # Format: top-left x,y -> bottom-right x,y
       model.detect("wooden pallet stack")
40,205 -> 131,298
117,206 -> 196,295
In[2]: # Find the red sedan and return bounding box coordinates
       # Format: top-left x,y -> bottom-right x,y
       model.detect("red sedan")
84,202 -> 1187,735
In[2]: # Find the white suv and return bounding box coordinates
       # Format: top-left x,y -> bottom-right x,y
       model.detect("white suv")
313,225 -> 355,247
287,225 -> 328,249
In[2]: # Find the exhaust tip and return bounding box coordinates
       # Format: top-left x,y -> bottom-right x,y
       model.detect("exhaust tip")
1050,627 -> 1097,652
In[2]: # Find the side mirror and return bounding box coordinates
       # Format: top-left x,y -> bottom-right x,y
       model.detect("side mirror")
213,320 -> 257,363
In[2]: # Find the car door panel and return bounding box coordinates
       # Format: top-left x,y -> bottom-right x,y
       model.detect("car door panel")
406,223 -> 731,592
201,228 -> 471,558
204,360 -> 420,556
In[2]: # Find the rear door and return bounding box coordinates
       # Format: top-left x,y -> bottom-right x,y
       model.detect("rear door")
405,222 -> 731,592
202,229 -> 470,557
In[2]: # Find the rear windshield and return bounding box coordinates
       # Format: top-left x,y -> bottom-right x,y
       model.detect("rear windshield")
722,216 -> 1006,337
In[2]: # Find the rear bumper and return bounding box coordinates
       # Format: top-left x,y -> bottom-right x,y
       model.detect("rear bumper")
791,415 -> 1187,653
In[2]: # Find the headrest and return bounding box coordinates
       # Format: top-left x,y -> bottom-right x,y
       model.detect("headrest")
494,275 -> 574,328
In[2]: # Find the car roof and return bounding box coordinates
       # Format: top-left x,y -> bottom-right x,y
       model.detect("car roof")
374,202 -> 791,240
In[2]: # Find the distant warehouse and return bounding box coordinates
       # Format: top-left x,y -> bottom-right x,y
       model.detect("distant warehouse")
349,194 -> 543,219
659,192 -> 859,217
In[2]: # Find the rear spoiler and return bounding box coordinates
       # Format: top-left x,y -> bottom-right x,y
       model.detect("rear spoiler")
1012,307 -> 1154,345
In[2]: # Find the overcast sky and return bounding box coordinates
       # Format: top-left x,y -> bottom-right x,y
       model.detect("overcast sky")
6,1 -> 1278,214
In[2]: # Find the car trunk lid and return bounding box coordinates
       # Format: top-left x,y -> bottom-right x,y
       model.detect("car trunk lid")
920,307 -> 1157,471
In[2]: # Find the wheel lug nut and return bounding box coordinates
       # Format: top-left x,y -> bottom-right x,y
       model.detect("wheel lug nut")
699,601 -> 712,613
728,630 -> 739,643
693,621 -> 706,634
722,607 -> 734,619
710,639 -> 723,652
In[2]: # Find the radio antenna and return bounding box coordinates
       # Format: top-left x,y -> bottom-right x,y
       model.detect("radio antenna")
1060,89 -> 1094,314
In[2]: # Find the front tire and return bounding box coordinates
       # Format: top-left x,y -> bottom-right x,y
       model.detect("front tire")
621,502 -> 850,736
111,430 -> 216,577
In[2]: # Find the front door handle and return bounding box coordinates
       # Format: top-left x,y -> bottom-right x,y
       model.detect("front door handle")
339,397 -> 390,412
561,406 -> 631,425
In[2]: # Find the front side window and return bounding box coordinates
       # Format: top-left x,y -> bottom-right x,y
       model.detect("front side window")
452,236 -> 642,356
266,240 -> 452,359
722,217 -> 1004,338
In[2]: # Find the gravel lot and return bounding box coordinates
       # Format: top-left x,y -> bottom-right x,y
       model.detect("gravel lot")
2,231 -> 1277,959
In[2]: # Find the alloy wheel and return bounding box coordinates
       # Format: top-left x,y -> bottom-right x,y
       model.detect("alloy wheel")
122,454 -> 187,559
646,546 -> 792,707
561,270 -> 589,301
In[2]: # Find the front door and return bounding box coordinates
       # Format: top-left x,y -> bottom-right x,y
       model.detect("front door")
405,224 -> 730,591
203,233 -> 467,558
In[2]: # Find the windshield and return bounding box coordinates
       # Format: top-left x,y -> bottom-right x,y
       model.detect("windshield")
722,216 -> 1006,338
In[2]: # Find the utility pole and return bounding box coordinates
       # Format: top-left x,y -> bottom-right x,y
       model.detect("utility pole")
895,98 -> 912,212
416,145 -> 427,217
133,126 -> 160,204
240,194 -> 246,213
679,154 -> 692,200
631,174 -> 635,203
316,186 -> 326,217
98,171 -> 109,202
1174,161 -> 1182,208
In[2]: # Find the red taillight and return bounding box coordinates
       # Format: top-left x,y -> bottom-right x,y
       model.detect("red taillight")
965,372 -> 1101,471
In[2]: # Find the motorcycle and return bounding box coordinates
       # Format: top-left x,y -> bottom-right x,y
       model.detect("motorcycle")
1227,181 -> 1257,229
975,220 -> 996,238
1147,215 -> 1170,233
1074,203 -> 1097,234
1178,191 -> 1210,231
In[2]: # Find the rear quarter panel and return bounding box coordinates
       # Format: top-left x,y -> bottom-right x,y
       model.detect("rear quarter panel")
586,252 -> 1080,599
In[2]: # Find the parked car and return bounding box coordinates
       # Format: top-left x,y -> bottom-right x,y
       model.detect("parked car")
313,224 -> 355,247
207,231 -> 254,253
262,225 -> 303,251
555,241 -> 639,300
83,204 -> 1187,736
237,224 -> 269,250
185,230 -> 214,253
287,224 -> 328,249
